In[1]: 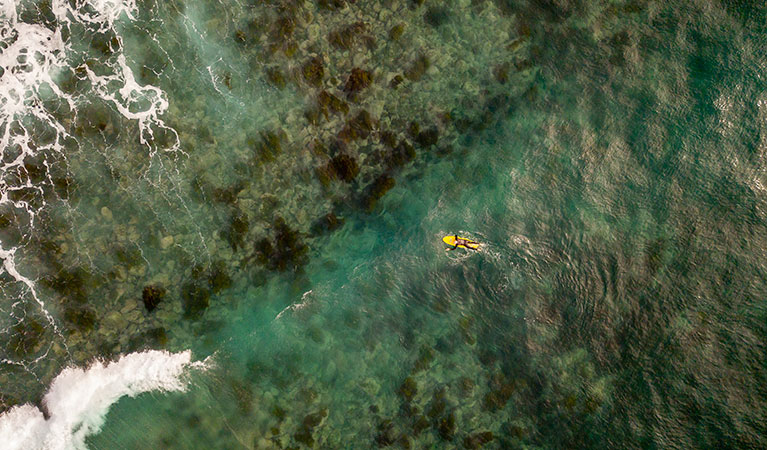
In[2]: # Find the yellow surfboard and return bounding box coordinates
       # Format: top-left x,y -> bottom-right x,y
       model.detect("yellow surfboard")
442,235 -> 481,250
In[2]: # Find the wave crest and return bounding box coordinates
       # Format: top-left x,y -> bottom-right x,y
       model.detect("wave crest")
0,350 -> 207,450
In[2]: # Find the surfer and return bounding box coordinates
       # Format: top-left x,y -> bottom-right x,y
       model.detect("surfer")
446,235 -> 478,251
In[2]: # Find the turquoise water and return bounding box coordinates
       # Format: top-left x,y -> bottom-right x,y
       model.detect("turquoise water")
2,0 -> 767,448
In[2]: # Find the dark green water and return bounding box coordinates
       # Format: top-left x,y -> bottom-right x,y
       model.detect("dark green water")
1,0 -> 766,448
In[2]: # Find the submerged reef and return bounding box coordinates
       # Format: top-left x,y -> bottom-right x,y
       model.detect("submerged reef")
8,318 -> 47,359
0,0 -> 538,435
310,212 -> 344,235
302,56 -> 325,87
343,67 -> 374,101
142,285 -> 166,312
253,218 -> 309,272
6,0 -> 759,449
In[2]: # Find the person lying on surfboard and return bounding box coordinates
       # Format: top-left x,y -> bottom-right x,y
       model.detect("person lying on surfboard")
446,235 -> 478,251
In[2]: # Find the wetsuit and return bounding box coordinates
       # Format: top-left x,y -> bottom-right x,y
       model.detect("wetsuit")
447,235 -> 477,251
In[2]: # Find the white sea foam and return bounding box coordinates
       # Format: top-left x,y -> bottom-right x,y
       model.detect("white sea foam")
0,5 -> 70,207
0,5 -> 71,345
0,350 -> 207,450
0,0 -> 176,217
51,0 -> 138,32
0,0 -> 180,367
275,289 -> 314,320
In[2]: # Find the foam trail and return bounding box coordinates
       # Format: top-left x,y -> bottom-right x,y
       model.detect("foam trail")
0,245 -> 60,367
0,0 -> 182,370
0,3 -> 71,213
0,4 -> 71,342
52,0 -> 137,32
51,0 -> 180,151
275,289 -> 314,320
0,350 -> 207,450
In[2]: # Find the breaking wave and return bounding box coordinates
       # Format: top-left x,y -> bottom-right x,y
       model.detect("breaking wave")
0,350 -> 206,450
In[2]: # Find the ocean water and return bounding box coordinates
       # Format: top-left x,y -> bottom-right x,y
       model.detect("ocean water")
1,0 -> 766,448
